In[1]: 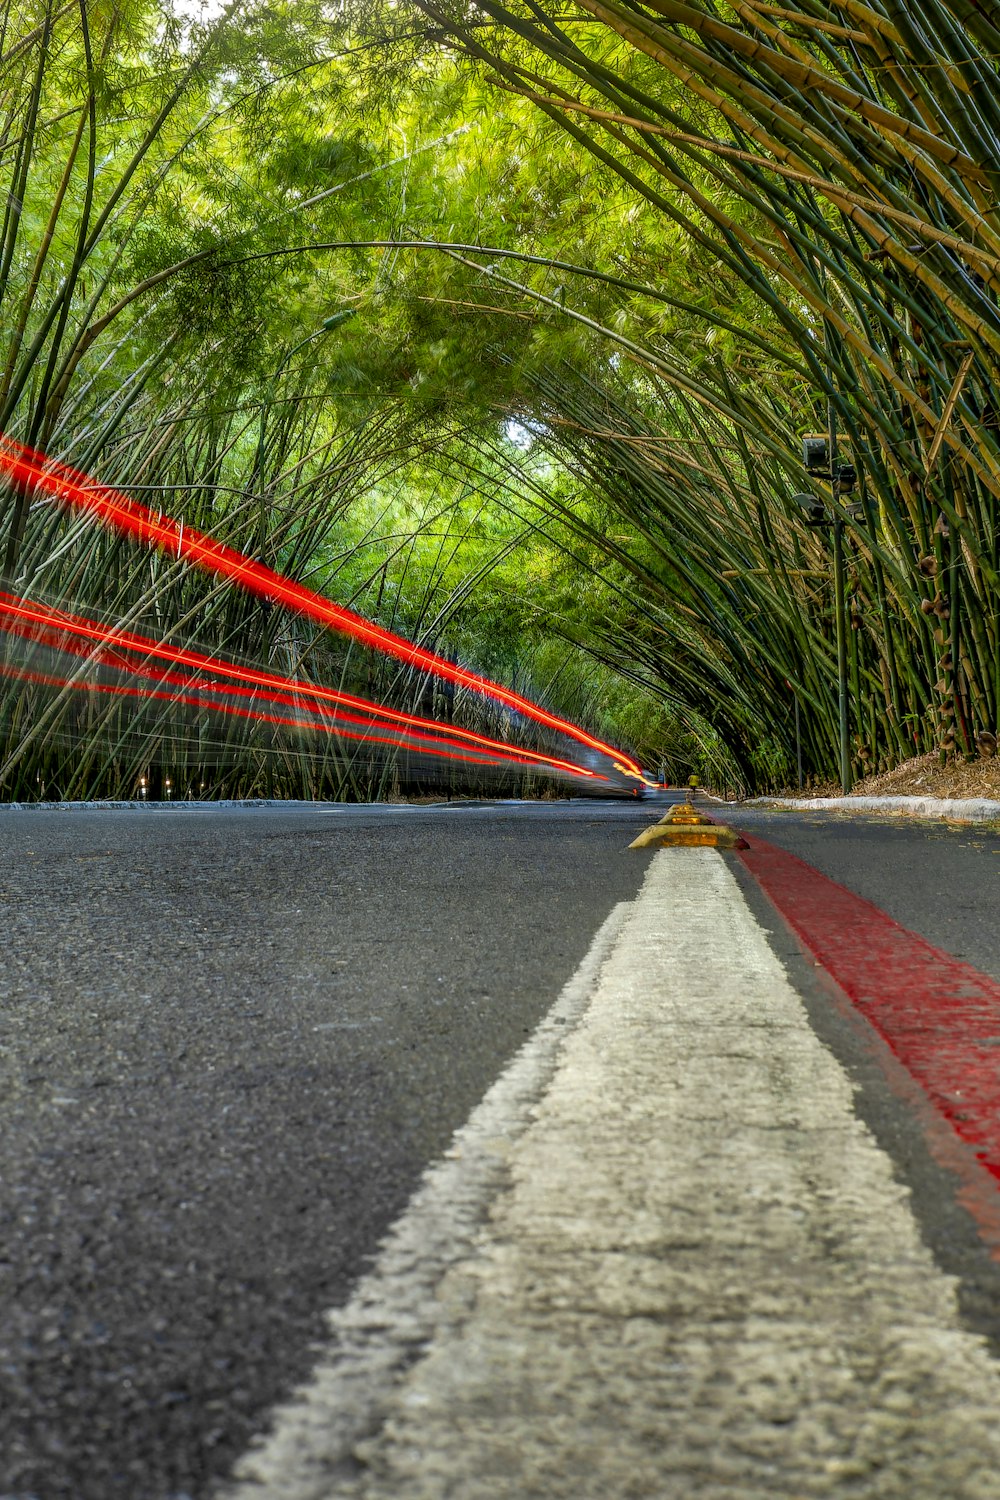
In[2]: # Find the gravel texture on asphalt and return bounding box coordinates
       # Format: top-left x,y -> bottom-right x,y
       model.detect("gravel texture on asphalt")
0,801 -> 650,1500
233,850 -> 1000,1500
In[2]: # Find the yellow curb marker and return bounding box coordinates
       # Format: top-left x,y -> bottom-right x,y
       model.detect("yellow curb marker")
629,802 -> 749,851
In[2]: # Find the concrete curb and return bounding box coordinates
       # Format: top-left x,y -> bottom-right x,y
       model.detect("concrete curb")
753,793 -> 1000,823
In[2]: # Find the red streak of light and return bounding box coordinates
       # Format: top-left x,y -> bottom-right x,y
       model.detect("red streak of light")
0,657 -> 610,779
0,591 -> 598,779
0,437 -> 644,779
0,596 -> 607,779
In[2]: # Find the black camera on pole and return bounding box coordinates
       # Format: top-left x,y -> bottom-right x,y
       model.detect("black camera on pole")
835,463 -> 857,494
801,434 -> 857,499
792,492 -> 829,526
802,434 -> 830,472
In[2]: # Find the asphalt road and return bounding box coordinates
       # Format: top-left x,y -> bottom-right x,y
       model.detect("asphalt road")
3,796 -> 1000,1499
237,844 -> 1000,1500
0,800 -> 652,1500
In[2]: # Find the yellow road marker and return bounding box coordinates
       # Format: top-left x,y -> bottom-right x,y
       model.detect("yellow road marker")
629,801 -> 749,850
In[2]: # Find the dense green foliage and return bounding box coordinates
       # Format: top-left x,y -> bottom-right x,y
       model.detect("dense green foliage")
1,0 -> 999,796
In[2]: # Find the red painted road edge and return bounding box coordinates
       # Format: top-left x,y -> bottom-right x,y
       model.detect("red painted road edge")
738,835 -> 1000,1189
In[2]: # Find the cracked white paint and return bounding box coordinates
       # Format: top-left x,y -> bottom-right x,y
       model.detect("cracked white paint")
227,849 -> 1000,1500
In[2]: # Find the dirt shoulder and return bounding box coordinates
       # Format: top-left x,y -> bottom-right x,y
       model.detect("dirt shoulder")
781,752 -> 1000,803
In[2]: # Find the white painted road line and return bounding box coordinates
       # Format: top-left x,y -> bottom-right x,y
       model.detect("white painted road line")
224,900 -> 631,1500
227,849 -> 1000,1499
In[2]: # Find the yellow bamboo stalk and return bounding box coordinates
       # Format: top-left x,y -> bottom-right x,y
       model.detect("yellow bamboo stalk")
576,0 -> 990,184
734,0 -> 869,43
926,351 -> 975,470
492,83 -> 1000,280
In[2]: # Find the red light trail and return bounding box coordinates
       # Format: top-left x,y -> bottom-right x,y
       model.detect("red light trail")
0,436 -> 644,781
0,591 -> 608,782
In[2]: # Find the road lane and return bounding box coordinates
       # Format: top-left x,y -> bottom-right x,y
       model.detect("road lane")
229,848 -> 1000,1500
6,797 -> 1000,1499
0,800 -> 651,1500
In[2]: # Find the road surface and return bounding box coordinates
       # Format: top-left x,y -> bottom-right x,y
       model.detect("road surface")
2,798 -> 1000,1498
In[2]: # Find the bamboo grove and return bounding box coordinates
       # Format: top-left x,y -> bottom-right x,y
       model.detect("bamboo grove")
1,0 -> 999,796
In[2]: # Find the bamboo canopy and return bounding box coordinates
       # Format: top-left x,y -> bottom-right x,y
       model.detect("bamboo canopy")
398,0 -> 1000,782
0,0 -> 998,795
